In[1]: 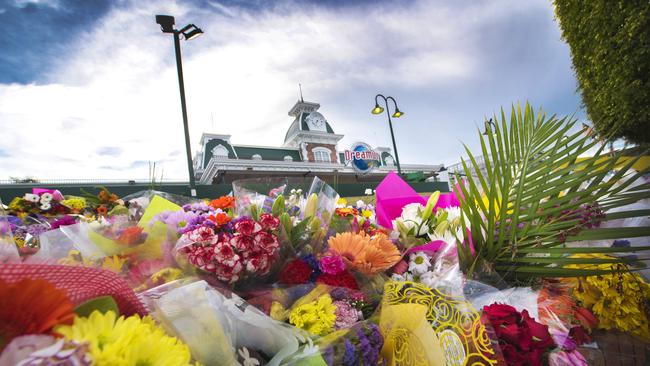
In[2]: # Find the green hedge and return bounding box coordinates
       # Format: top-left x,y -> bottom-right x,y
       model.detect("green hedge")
554,0 -> 650,144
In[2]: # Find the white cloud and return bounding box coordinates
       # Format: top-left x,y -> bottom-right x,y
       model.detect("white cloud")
0,0 -> 580,180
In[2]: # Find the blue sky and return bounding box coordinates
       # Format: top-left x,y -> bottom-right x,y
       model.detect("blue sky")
0,0 -> 585,180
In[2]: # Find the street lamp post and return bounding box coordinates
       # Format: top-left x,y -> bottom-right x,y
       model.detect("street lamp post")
482,118 -> 496,135
371,94 -> 404,175
155,15 -> 203,196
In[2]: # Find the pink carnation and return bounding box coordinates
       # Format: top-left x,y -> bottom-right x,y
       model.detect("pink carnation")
187,226 -> 215,244
254,231 -> 279,255
259,213 -> 280,230
235,219 -> 261,235
319,255 -> 346,275
231,235 -> 255,255
333,300 -> 362,330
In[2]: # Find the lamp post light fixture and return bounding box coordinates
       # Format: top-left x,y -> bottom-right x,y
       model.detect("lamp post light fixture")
482,118 -> 496,136
372,94 -> 404,175
155,15 -> 203,196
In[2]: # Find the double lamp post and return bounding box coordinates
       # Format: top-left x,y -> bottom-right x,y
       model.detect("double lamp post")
155,15 -> 203,196
155,15 -> 407,185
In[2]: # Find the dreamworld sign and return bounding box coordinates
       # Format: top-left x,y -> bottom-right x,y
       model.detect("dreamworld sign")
344,142 -> 381,174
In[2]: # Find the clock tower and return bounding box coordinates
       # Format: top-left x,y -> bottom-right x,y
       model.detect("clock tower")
283,99 -> 344,163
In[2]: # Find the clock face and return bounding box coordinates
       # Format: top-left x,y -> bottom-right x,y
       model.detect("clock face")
306,112 -> 327,131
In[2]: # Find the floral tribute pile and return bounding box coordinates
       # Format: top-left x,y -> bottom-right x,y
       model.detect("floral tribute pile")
1,150 -> 649,364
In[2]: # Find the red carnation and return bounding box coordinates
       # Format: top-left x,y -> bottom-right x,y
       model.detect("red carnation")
280,259 -> 312,285
316,271 -> 359,290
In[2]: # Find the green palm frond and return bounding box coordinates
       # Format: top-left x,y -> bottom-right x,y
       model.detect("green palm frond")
455,102 -> 650,281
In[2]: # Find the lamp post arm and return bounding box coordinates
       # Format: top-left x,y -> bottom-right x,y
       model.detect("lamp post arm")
383,98 -> 402,175
173,31 -> 197,195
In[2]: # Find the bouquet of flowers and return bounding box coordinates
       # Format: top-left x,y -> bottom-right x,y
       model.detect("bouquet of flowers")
176,209 -> 282,285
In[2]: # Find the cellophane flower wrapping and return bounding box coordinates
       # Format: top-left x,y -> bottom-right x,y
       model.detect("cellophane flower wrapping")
232,177 -> 288,217
28,195 -> 185,292
140,278 -> 312,366
0,200 -> 20,262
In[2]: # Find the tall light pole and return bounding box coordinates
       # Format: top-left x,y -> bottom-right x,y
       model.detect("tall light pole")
155,15 -> 203,196
372,94 -> 404,175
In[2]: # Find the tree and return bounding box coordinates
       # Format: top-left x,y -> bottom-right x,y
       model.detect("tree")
554,0 -> 650,144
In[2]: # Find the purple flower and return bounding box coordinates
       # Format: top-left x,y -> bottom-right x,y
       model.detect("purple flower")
342,340 -> 358,366
330,287 -> 349,301
183,202 -> 211,213
369,323 -> 383,346
357,327 -> 379,366
301,254 -> 322,280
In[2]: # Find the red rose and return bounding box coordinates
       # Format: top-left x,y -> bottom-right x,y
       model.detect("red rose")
280,259 -> 312,285
235,219 -> 261,235
523,347 -> 544,366
259,213 -> 280,230
521,310 -> 555,350
316,271 -> 359,290
483,303 -> 520,327
569,326 -> 592,346
254,231 -> 279,255
499,344 -> 525,365
498,323 -> 521,345
231,235 -> 255,255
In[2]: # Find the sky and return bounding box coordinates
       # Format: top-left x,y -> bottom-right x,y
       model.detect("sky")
0,0 -> 585,181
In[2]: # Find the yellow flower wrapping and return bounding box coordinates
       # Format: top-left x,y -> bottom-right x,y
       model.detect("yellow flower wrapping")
382,281 -> 499,366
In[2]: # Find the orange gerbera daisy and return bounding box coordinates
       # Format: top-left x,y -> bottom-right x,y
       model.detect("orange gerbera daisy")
116,226 -> 145,245
208,212 -> 231,227
0,278 -> 75,349
96,205 -> 108,216
209,196 -> 235,210
327,232 -> 401,275
335,207 -> 358,217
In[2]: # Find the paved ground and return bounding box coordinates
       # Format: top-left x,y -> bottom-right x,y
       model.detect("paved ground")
578,330 -> 649,366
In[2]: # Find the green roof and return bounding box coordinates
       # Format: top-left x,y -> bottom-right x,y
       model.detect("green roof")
204,138 -> 237,167
233,146 -> 302,162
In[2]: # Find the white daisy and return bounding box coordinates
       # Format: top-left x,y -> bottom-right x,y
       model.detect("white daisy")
40,193 -> 53,202
356,200 -> 365,208
23,193 -> 40,203
408,252 -> 432,275
364,188 -> 373,196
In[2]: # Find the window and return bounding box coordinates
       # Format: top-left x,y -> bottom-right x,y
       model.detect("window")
313,148 -> 331,163
211,145 -> 229,159
252,154 -> 262,160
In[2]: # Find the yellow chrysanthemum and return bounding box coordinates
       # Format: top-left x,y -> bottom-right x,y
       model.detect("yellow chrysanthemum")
566,254 -> 650,341
61,197 -> 87,210
289,294 -> 336,335
101,256 -> 127,273
56,310 -> 194,365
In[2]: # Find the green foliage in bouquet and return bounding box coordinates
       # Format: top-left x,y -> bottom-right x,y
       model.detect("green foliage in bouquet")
455,102 -> 650,282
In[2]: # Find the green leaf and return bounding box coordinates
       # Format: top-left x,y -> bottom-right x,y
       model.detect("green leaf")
74,295 -> 119,317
